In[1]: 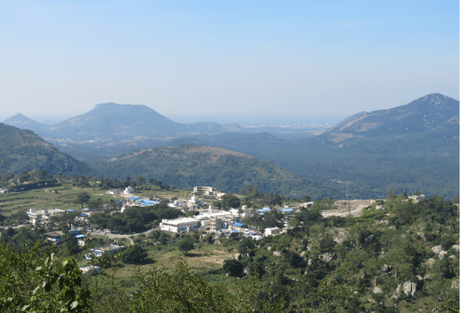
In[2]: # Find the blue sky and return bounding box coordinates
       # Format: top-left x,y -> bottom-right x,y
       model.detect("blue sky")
1,1 -> 458,123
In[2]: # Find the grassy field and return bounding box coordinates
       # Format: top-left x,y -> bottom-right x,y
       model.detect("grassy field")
0,186 -> 123,216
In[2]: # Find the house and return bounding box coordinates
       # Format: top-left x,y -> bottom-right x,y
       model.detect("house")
160,217 -> 201,233
264,227 -> 281,236
278,208 -> 294,214
27,208 -> 65,225
192,186 -> 223,196
79,265 -> 101,275
44,231 -> 64,244
106,190 -> 119,195
258,207 -> 271,215
85,244 -> 124,259
123,186 -> 135,194
299,201 -> 315,208
408,194 -> 425,203
0,188 -> 8,194
75,234 -> 87,246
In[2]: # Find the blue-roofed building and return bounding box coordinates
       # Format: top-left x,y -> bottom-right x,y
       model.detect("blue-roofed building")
233,222 -> 245,228
67,209 -> 74,212
278,208 -> 294,214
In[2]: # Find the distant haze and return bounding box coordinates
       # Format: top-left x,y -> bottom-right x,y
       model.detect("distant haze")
1,1 -> 458,120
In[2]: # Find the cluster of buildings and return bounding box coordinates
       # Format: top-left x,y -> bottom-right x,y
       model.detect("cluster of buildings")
26,208 -> 66,225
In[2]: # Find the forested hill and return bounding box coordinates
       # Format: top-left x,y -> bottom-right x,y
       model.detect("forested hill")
94,144 -> 328,198
0,123 -> 90,176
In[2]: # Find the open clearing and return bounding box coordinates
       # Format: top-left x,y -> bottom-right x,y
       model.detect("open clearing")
321,199 -> 374,217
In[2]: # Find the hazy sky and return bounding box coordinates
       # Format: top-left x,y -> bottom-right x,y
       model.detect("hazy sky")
1,1 -> 458,123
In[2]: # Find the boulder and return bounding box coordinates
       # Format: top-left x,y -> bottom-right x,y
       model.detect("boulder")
267,246 -> 272,251
373,286 -> 383,294
403,281 -> 417,297
439,250 -> 448,260
234,253 -> 242,261
273,251 -> 281,257
431,246 -> 443,254
319,252 -> 333,263
426,258 -> 436,269
381,264 -> 391,272
300,251 -> 307,258
452,244 -> 460,251
308,259 -> 315,266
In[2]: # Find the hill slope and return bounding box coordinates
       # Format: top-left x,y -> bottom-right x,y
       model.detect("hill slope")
0,123 -> 90,175
3,103 -> 228,143
95,144 -> 326,198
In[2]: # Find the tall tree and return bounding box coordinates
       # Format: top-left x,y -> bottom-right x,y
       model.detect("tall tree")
74,192 -> 91,209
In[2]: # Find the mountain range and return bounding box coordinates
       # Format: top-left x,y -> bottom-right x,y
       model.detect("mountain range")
2,93 -> 458,200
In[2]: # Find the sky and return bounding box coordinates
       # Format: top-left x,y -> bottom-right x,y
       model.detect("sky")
0,0 -> 458,124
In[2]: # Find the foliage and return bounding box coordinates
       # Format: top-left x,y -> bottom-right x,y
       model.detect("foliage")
178,237 -> 195,254
0,242 -> 91,312
122,244 -> 148,264
74,192 -> 91,208
221,193 -> 241,209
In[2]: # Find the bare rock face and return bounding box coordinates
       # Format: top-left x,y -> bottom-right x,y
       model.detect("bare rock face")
373,286 -> 383,294
431,245 -> 443,254
273,251 -> 281,257
381,264 -> 391,272
403,281 -> 417,297
267,246 -> 272,251
234,253 -> 242,261
308,259 -> 315,266
319,252 -> 334,263
452,244 -> 460,251
426,258 -> 436,269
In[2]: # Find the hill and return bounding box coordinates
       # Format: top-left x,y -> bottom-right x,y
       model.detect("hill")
0,123 -> 90,176
3,103 -> 227,143
320,93 -> 458,143
94,144 -> 327,198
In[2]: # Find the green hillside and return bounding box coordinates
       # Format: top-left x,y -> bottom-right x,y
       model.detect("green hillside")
0,123 -> 90,176
95,144 -> 327,198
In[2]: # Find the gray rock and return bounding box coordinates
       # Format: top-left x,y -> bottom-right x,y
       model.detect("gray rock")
452,244 -> 460,251
234,253 -> 242,261
273,251 -> 281,257
373,286 -> 383,294
267,246 -> 272,251
431,246 -> 443,254
403,281 -> 417,297
426,258 -> 436,269
319,252 -> 333,263
381,264 -> 391,272
300,251 -> 306,258
308,259 -> 315,266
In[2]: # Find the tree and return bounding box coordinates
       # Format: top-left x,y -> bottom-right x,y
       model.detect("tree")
136,175 -> 146,186
122,244 -> 148,264
223,259 -> 244,277
221,193 -> 241,209
74,192 -> 91,208
263,192 -> 282,207
179,237 -> 195,255
412,190 -> 421,196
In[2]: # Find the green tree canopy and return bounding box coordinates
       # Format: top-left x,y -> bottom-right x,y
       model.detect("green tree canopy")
122,244 -> 148,264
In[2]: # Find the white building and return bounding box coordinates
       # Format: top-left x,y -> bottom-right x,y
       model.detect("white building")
0,188 -> 8,194
27,208 -> 65,225
193,186 -> 223,196
160,217 -> 201,233
85,244 -> 124,259
124,186 -> 135,194
408,194 -> 425,203
106,190 -> 119,195
264,227 -> 281,236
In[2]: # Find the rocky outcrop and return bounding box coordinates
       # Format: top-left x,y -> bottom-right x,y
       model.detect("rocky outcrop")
273,251 -> 281,257
426,258 -> 436,269
373,286 -> 383,294
234,253 -> 242,261
319,252 -> 334,263
431,246 -> 448,259
395,281 -> 417,298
